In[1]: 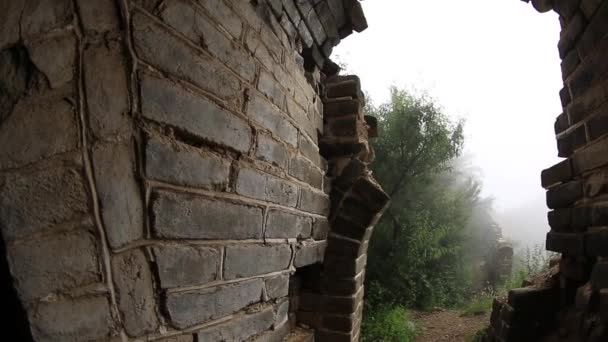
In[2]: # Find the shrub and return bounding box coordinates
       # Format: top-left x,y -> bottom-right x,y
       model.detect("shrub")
361,306 -> 416,342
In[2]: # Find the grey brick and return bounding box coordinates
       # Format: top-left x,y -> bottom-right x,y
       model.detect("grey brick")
289,154 -> 323,188
294,241 -> 326,267
31,296 -> 114,342
275,299 -> 289,326
140,74 -> 252,153
236,168 -> 299,206
265,209 -> 312,239
160,0 -> 256,82
8,229 -> 99,301
92,142 -> 144,249
0,167 -> 89,241
224,244 -> 292,279
76,0 -> 120,32
312,218 -> 330,240
299,133 -> 321,166
145,135 -> 230,188
21,0 -> 73,38
133,12 -> 241,102
257,72 -> 286,111
112,249 -> 158,337
298,188 -> 329,215
196,0 -> 243,38
152,245 -> 220,288
248,93 -> 296,146
265,274 -> 289,299
0,93 -> 79,170
84,41 -> 131,138
151,190 -> 263,239
196,306 -> 274,341
26,33 -> 76,89
256,133 -> 289,169
164,279 -> 264,329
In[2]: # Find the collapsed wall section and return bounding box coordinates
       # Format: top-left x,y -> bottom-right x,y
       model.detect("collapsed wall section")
488,1 -> 608,341
0,0 -> 385,341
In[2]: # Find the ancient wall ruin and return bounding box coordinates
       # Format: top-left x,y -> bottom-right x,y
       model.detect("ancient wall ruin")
488,0 -> 608,341
0,0 -> 388,341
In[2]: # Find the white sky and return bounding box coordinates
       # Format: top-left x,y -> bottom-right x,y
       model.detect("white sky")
334,0 -> 563,217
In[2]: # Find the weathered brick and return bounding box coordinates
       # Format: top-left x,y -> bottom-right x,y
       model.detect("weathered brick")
294,241 -> 327,267
133,12 -> 241,102
586,228 -> 608,256
248,94 -> 297,146
546,180 -> 583,209
351,177 -> 390,213
323,272 -> 365,297
569,38 -> 608,97
300,2 -> 326,45
159,0 -> 256,82
0,167 -> 89,241
145,135 -> 230,188
76,0 -> 120,32
83,41 -> 131,138
299,133 -> 322,166
265,274 -> 289,299
151,245 -> 220,288
562,49 -> 580,79
26,33 -> 76,89
92,142 -> 144,249
0,92 -> 79,170
573,137 -> 608,173
196,0 -> 243,39
587,109 -> 608,141
140,74 -> 252,153
155,335 -> 193,342
224,244 -> 292,279
289,154 -> 323,188
312,218 -> 330,240
112,249 -> 158,337
256,133 -> 290,169
327,0 -> 346,28
164,279 -> 264,329
555,113 -> 569,134
275,298 -> 290,326
541,159 -> 573,188
546,231 -> 585,255
580,0 -> 603,19
257,71 -> 286,110
567,79 -> 608,124
548,209 -> 573,232
326,236 -> 363,259
31,296 -> 114,342
298,187 -> 330,215
508,286 -> 558,311
0,1 -> 24,49
331,215 -> 368,241
265,209 -> 312,239
8,229 -> 99,301
21,0 -> 73,38
577,1 -> 608,57
236,168 -> 299,206
196,306 -> 274,341
151,190 -> 263,240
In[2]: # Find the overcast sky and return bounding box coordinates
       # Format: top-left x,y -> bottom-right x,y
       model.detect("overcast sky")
334,0 -> 563,222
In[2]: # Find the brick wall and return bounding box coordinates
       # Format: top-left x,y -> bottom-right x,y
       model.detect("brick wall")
488,1 -> 608,341
0,0 -> 385,341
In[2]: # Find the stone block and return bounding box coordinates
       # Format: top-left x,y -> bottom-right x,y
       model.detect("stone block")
265,274 -> 289,299
294,241 -> 327,267
555,113 -> 569,134
236,168 -> 299,206
145,135 -> 230,189
164,279 -> 264,329
573,137 -> 608,173
312,218 -> 330,240
196,0 -> 243,39
265,209 -> 312,239
508,286 -> 558,311
133,12 -> 241,102
298,187 -> 330,215
26,33 -> 76,89
587,110 -> 608,141
21,0 -> 73,38
83,41 -> 131,138
0,92 -> 79,170
92,141 -> 144,249
224,244 -> 292,279
561,49 -> 580,79
140,74 -> 252,153
546,231 -> 585,255
325,236 -> 364,259
541,159 -> 573,188
548,209 -> 573,232
196,306 -> 274,341
159,0 -> 255,82
31,296 -> 114,341
299,133 -> 322,167
111,249 -> 158,337
586,228 -> 608,256
275,299 -> 290,326
577,1 -> 608,58
0,1 -> 24,49
151,190 -> 263,239
8,229 -> 99,301
331,215 -> 368,241
289,154 -> 323,188
256,133 -> 289,169
248,93 -> 297,146
151,245 -> 220,288
546,180 -> 583,209
0,167 -> 89,241
558,12 -> 586,58
580,0 -> 603,19
257,71 -> 286,110
557,124 -> 586,157
76,0 -> 120,32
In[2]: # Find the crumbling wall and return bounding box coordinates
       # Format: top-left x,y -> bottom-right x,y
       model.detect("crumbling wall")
488,0 -> 608,341
0,0 -> 385,341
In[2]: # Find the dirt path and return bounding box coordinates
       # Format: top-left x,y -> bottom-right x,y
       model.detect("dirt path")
412,310 -> 490,342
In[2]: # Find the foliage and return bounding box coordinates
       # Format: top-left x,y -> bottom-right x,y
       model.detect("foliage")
361,306 -> 416,342
468,328 -> 490,342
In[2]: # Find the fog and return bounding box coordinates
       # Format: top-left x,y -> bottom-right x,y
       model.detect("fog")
333,0 -> 563,249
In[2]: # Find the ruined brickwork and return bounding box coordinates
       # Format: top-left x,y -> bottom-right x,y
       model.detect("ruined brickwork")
0,0 -> 387,341
488,0 -> 608,341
